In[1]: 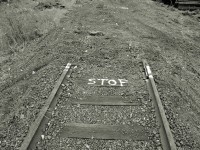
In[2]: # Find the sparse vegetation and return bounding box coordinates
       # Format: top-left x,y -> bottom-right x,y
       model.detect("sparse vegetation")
0,0 -> 66,54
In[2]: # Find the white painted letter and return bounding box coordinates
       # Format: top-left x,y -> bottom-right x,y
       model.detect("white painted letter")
99,79 -> 108,85
118,79 -> 128,86
88,79 -> 96,85
108,79 -> 117,86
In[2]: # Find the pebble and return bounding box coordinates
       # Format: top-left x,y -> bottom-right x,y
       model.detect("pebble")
77,141 -> 81,145
156,133 -> 160,138
125,141 -> 129,147
85,144 -> 90,149
1,142 -> 6,147
180,140 -> 184,146
153,130 -> 157,135
20,114 -> 25,119
197,125 -> 200,129
0,133 -> 6,138
37,146 -> 43,150
89,31 -> 104,36
176,141 -> 181,147
47,135 -> 51,140
155,139 -> 161,146
41,135 -> 45,140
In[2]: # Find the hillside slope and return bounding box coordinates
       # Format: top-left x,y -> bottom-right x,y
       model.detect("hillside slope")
0,0 -> 200,149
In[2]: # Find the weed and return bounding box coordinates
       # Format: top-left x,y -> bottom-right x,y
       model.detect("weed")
0,5 -> 57,54
0,0 -> 70,54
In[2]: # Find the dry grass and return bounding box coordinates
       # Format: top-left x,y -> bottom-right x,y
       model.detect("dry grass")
0,0 -> 67,54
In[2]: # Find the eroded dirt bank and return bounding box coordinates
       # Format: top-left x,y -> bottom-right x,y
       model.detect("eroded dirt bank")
0,0 -> 200,149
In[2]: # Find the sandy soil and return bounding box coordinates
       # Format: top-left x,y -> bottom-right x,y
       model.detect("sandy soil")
0,0 -> 200,149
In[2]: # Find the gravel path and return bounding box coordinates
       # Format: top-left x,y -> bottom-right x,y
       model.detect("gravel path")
35,59 -> 160,149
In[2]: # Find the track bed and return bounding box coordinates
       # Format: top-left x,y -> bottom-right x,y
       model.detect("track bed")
31,60 -> 160,150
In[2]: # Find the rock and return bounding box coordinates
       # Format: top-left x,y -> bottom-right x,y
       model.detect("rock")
36,146 -> 43,150
180,140 -> 185,146
77,141 -> 81,145
85,144 -> 90,149
47,135 -> 51,140
156,133 -> 160,138
41,135 -> 45,140
176,141 -> 181,147
157,146 -> 162,150
20,114 -> 25,119
153,130 -> 157,135
0,133 -> 6,138
120,7 -> 129,10
155,139 -> 161,146
125,141 -> 129,147
1,142 -> 6,147
89,31 -> 104,36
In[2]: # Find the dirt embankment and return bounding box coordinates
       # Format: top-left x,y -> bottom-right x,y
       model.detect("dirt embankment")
0,0 -> 200,149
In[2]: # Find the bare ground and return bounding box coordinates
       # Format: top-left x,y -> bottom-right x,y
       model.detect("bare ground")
0,0 -> 200,149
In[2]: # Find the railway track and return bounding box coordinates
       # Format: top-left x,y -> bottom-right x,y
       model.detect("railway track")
175,0 -> 200,10
19,60 -> 177,150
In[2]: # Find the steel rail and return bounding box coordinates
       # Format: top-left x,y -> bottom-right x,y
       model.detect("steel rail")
143,60 -> 177,150
19,63 -> 72,150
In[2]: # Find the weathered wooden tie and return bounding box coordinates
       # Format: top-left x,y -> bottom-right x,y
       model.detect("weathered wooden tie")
59,123 -> 149,140
71,96 -> 141,106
